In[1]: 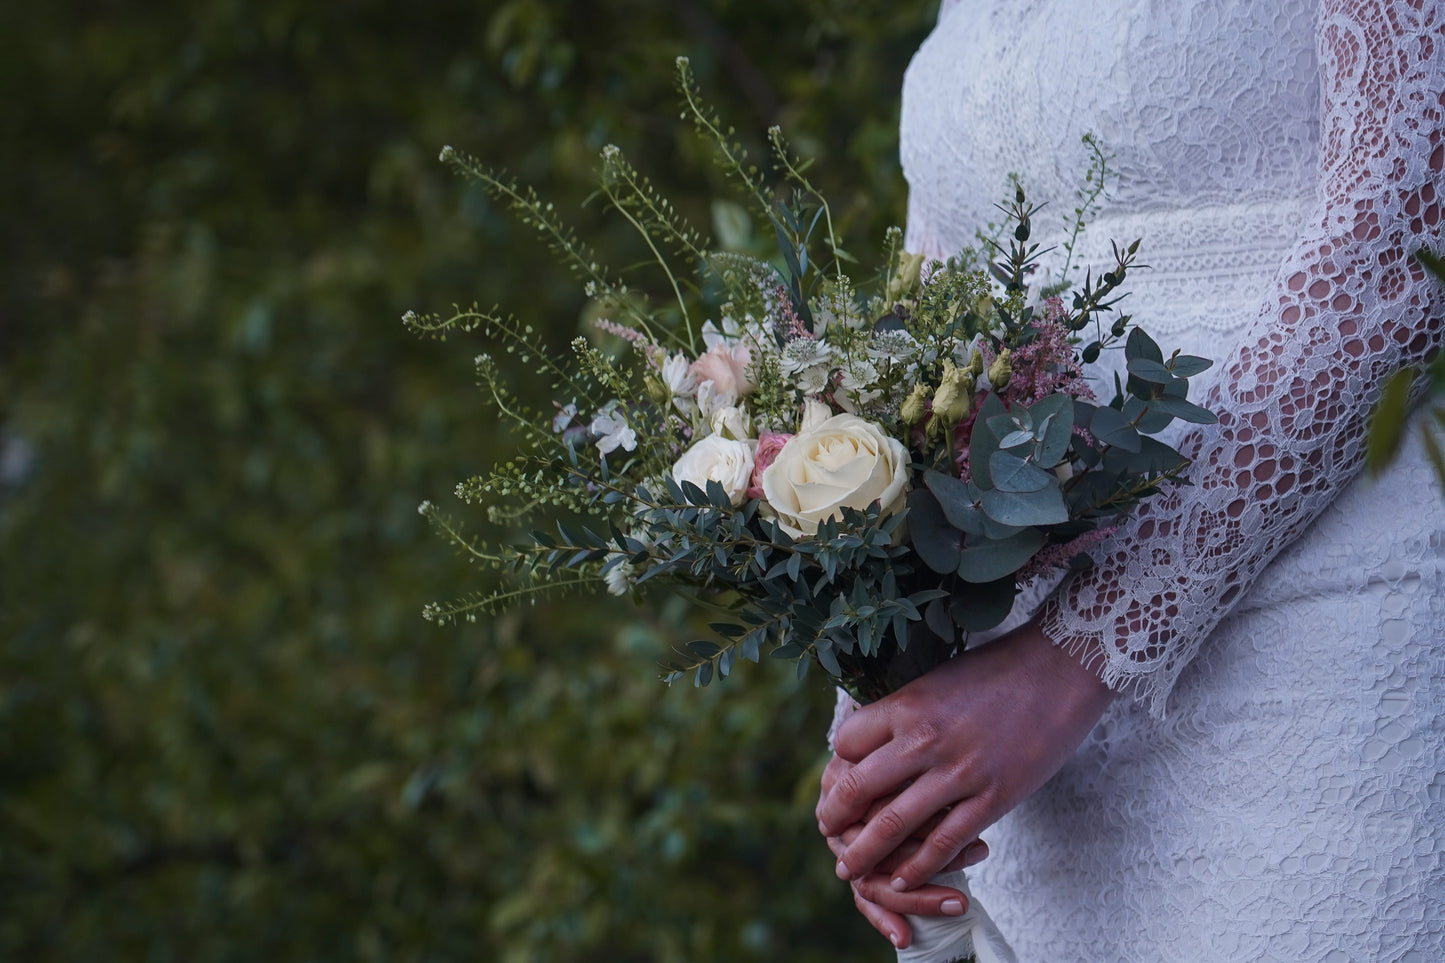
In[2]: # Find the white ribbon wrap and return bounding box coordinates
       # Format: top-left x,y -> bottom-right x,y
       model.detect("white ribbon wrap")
895,870 -> 1016,963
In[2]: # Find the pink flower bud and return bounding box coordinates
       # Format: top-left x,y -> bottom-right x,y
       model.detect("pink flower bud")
747,431 -> 793,500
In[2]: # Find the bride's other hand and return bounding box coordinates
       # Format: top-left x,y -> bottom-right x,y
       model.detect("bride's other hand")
816,619 -> 1114,891
821,811 -> 989,946
819,757 -> 985,945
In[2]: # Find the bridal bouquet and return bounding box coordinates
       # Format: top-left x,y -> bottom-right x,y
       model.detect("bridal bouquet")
412,58 -> 1214,963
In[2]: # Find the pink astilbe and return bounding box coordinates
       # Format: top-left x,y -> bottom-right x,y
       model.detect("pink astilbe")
1016,525 -> 1118,585
593,317 -> 653,346
999,316 -> 1095,406
777,286 -> 812,341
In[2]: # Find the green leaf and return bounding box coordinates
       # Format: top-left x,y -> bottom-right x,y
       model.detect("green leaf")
1125,357 -> 1175,384
923,470 -> 986,534
988,451 -> 1053,493
979,484 -> 1069,526
1145,394 -> 1217,424
815,642 -> 842,677
1089,404 -> 1142,452
1414,247 -> 1445,283
968,392 -> 1008,490
906,488 -> 964,574
1028,395 -> 1075,465
1169,354 -> 1213,377
1123,396 -> 1175,434
1124,326 -> 1163,363
1103,435 -> 1188,475
956,528 -> 1045,583
949,577 -> 1017,632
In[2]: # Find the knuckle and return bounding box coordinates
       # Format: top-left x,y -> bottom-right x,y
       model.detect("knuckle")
872,807 -> 910,843
927,825 -> 968,860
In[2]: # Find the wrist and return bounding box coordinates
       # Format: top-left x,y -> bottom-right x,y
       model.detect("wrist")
1013,618 -> 1116,720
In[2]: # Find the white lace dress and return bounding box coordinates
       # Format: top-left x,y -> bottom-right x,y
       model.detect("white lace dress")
897,0 -> 1445,957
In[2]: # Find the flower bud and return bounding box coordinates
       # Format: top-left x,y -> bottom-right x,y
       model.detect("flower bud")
965,347 -> 985,379
887,251 -> 927,302
901,383 -> 932,425
709,405 -> 753,441
987,348 -> 1013,390
931,360 -> 974,429
800,398 -> 834,433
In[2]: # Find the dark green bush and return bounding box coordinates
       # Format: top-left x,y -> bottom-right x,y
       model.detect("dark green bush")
0,2 -> 936,958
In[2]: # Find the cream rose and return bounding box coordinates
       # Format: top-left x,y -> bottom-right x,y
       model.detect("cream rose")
672,435 -> 755,507
760,413 -> 909,537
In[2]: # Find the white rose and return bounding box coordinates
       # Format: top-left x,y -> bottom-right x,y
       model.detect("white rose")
761,413 -> 910,537
672,435 -> 756,507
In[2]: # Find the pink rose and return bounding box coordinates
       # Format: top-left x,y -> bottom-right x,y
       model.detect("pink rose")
747,431 -> 792,500
689,342 -> 754,400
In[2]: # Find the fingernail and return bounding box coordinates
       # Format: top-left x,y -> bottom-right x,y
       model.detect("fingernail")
888,932 -> 900,948
963,841 -> 989,867
835,860 -> 851,880
818,820 -> 828,835
890,876 -> 908,892
941,898 -> 965,916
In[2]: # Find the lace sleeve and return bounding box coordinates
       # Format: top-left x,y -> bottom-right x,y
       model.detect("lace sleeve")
1036,0 -> 1445,715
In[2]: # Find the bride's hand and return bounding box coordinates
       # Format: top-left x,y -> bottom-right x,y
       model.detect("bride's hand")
816,619 -> 1115,892
819,756 -> 989,946
820,761 -> 992,946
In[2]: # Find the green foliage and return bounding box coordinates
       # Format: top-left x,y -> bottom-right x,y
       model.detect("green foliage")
0,0 -> 941,959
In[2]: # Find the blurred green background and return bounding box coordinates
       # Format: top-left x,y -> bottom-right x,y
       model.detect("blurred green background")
1,1 -> 938,959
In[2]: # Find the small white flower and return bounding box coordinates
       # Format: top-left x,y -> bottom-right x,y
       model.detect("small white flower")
603,553 -> 636,596
552,402 -> 578,433
590,407 -> 637,455
836,359 -> 883,413
868,330 -> 920,363
781,339 -> 835,394
661,352 -> 698,398
694,380 -> 739,425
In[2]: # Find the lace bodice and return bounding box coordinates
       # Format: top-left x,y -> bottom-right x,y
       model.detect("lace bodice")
903,0 -> 1445,712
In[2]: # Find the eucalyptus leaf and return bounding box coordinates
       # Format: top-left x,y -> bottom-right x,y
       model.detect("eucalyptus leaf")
1125,357 -> 1175,384
1103,435 -> 1187,474
1169,354 -> 1213,377
1124,325 -> 1163,363
957,527 -> 1045,583
924,470 -> 986,534
949,576 -> 1017,632
1028,394 -> 1074,465
1089,404 -> 1142,452
980,484 -> 1069,526
1143,394 -> 1218,424
924,597 -> 954,641
1123,396 -> 1175,434
907,488 -> 964,573
969,393 -> 1007,490
988,450 -> 1053,493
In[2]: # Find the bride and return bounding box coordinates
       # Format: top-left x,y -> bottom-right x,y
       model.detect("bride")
816,0 -> 1445,958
